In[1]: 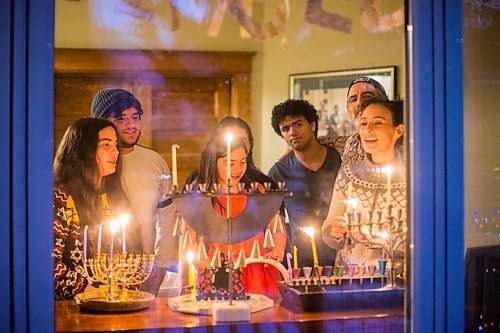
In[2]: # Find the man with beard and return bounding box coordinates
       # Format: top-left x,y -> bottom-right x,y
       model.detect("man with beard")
320,77 -> 389,164
91,88 -> 178,295
268,99 -> 341,268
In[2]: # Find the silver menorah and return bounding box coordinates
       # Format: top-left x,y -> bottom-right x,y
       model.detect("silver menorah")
81,253 -> 155,301
344,206 -> 406,288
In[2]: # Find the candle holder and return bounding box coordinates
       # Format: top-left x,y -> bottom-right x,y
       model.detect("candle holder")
167,187 -> 292,318
75,252 -> 155,312
344,207 -> 406,288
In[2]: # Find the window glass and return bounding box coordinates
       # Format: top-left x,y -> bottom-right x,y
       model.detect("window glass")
463,2 -> 500,332
54,0 -> 408,331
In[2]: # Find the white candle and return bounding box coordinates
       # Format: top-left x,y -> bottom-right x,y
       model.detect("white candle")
225,133 -> 234,183
109,219 -> 119,255
97,222 -> 103,253
347,181 -> 352,213
385,166 -> 393,211
83,225 -> 88,260
120,214 -> 129,253
171,144 -> 180,188
225,133 -> 233,220
351,199 -> 358,222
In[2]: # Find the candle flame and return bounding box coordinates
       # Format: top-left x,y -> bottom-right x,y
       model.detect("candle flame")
350,198 -> 358,209
384,166 -> 393,176
381,231 -> 389,239
119,213 -> 129,225
109,219 -> 119,234
301,226 -> 315,238
225,132 -> 234,144
187,250 -> 194,264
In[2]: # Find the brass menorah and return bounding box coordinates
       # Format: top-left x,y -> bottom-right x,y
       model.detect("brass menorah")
81,253 -> 155,301
345,206 -> 406,288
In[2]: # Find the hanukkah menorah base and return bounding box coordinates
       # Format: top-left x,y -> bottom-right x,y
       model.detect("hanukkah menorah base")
277,278 -> 404,313
74,290 -> 155,313
168,293 -> 274,315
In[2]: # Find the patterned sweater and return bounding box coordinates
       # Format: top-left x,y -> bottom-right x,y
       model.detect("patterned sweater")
53,187 -> 112,299
53,186 -> 87,300
318,134 -> 363,165
321,156 -> 406,267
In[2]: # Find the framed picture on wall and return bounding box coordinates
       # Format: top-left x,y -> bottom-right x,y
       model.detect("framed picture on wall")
289,66 -> 396,137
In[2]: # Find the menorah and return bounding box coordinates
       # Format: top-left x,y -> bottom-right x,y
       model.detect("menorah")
74,216 -> 156,312
81,253 -> 155,302
167,179 -> 290,320
344,205 -> 406,288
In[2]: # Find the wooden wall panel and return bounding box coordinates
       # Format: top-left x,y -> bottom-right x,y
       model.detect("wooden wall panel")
54,49 -> 254,186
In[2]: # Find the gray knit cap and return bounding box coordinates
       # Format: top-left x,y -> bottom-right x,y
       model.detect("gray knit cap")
347,77 -> 387,98
91,88 -> 143,118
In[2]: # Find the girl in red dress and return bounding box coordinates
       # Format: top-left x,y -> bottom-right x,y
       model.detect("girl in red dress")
190,136 -> 286,299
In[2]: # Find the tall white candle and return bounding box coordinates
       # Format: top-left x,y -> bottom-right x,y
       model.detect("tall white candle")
109,219 -> 119,256
225,133 -> 233,219
347,181 -> 352,213
225,133 -> 234,183
120,214 -> 129,253
171,144 -> 180,188
83,225 -> 88,260
97,222 -> 103,253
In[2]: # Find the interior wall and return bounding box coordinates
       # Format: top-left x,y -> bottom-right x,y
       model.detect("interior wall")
55,0 -> 405,172
256,0 -> 405,171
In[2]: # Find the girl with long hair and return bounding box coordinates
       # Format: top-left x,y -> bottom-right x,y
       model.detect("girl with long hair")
53,118 -> 141,300
189,136 -> 286,298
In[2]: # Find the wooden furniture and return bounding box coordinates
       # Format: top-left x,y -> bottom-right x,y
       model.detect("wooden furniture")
55,297 -> 404,332
54,49 -> 255,185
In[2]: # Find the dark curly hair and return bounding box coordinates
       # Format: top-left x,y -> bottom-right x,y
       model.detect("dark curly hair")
271,99 -> 319,138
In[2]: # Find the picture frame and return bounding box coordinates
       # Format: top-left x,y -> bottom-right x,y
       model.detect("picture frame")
289,66 -> 396,137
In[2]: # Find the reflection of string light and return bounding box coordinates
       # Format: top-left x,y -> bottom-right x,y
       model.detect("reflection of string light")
469,208 -> 499,237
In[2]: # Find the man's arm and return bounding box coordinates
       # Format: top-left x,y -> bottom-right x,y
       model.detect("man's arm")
318,135 -> 347,156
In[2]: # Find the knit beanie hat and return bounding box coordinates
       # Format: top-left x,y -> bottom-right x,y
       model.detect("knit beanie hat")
347,77 -> 387,98
91,88 -> 143,118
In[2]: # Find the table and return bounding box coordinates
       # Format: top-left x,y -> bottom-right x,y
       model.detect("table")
55,297 -> 405,332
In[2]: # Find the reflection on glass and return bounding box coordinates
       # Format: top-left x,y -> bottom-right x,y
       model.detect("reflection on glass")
54,0 -> 408,331
463,2 -> 500,332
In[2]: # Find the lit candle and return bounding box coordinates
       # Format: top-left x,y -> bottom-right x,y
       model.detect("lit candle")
293,245 -> 298,269
83,225 -> 88,260
120,214 -> 129,253
171,144 -> 180,188
225,133 -> 234,183
109,219 -> 119,256
347,181 -> 352,212
303,227 -> 319,267
225,133 -> 234,219
187,250 -> 196,296
385,166 -> 393,211
97,222 -> 103,253
351,199 -> 358,223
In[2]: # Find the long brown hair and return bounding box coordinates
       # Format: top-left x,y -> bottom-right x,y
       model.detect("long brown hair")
195,136 -> 249,190
53,118 -> 141,252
